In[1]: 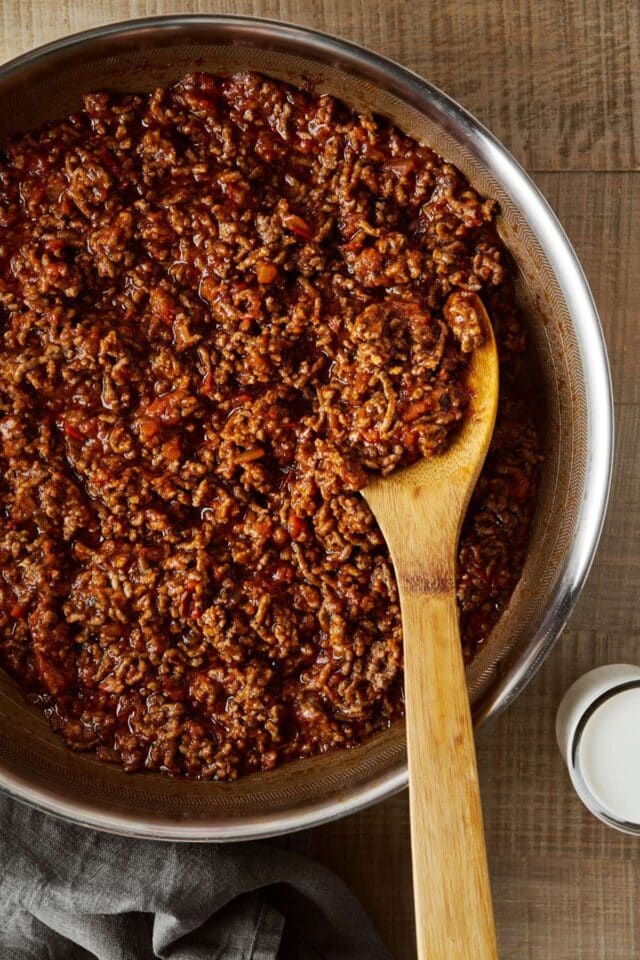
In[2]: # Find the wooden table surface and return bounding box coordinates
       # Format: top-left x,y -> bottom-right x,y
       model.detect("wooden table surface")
2,2 -> 638,957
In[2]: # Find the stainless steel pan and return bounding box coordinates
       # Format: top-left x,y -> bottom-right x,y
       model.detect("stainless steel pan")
0,15 -> 613,839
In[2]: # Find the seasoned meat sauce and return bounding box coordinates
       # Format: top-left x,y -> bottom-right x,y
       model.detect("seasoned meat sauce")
0,73 -> 541,779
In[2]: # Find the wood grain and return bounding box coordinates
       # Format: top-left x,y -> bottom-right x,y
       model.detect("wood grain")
364,311 -> 499,959
0,0 -> 637,171
0,3 -> 637,958
536,173 -> 640,637
312,171 -> 640,960
402,590 -> 497,960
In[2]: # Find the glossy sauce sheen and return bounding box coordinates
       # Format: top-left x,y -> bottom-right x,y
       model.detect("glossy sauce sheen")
0,73 -> 541,779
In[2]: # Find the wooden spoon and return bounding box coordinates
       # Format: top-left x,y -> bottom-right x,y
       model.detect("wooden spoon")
363,294 -> 499,960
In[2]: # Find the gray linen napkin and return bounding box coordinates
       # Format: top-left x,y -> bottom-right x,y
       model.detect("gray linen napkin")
0,794 -> 392,960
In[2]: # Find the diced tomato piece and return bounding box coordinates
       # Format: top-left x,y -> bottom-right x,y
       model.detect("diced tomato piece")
288,514 -> 307,540
282,213 -> 312,240
256,261 -> 278,284
512,475 -> 531,502
139,417 -> 160,442
230,392 -> 252,407
162,436 -> 182,461
64,422 -> 83,441
404,398 -> 434,422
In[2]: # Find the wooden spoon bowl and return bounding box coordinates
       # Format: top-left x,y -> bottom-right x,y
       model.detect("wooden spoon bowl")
363,294 -> 500,959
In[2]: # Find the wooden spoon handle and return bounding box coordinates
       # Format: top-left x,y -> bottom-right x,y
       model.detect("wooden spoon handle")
402,588 -> 498,960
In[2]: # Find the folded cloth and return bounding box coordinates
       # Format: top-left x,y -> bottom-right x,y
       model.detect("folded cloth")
0,793 -> 391,960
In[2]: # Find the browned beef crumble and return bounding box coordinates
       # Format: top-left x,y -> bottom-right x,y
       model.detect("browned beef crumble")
0,72 -> 541,779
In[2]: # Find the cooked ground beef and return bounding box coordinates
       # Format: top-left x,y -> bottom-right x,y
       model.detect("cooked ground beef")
0,72 -> 541,780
